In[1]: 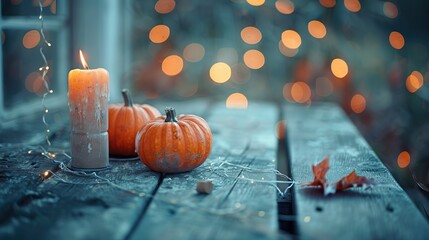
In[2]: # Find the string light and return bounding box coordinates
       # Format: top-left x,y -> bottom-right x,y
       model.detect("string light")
208,160 -> 295,197
38,0 -> 53,146
29,146 -> 294,221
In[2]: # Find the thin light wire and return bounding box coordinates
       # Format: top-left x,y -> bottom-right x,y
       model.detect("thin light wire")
38,0 -> 53,146
208,160 -> 295,197
32,147 -> 294,220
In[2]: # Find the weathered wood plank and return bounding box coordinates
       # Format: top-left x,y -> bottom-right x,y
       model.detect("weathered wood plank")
0,99 -> 212,239
0,126 -> 161,239
0,108 -> 68,145
0,145 -> 59,226
285,103 -> 429,239
130,102 -> 283,240
0,111 -> 70,238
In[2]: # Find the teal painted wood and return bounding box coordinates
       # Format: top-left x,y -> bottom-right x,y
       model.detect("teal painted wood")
130,102 -> 283,240
285,103 -> 429,239
0,99 -> 212,240
0,119 -> 161,240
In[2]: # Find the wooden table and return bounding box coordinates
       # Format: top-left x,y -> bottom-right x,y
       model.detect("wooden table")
0,99 -> 428,239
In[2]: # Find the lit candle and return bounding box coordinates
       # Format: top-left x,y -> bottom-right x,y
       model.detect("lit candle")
68,50 -> 109,170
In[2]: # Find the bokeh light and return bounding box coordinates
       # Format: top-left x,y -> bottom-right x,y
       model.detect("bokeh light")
226,93 -> 248,109
278,40 -> 299,57
183,43 -> 205,62
282,83 -> 293,102
25,72 -> 43,93
243,49 -> 265,70
161,55 -> 184,76
210,62 -> 232,83
155,0 -> 176,14
149,25 -> 170,44
291,82 -> 311,103
389,31 -> 405,50
247,0 -> 265,7
344,0 -> 361,13
319,0 -> 336,8
281,30 -> 302,49
241,26 -> 262,45
383,2 -> 398,19
350,94 -> 366,113
308,20 -> 327,39
331,58 -> 349,78
275,0 -> 294,15
397,151 -> 411,168
22,30 -> 40,49
406,71 -> 424,93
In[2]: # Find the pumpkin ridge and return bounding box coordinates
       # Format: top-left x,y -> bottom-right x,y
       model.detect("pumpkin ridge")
114,106 -> 125,154
143,105 -> 159,119
183,120 -> 204,166
172,123 -> 185,169
178,122 -> 188,168
141,122 -> 159,168
184,116 -> 210,130
108,89 -> 159,157
136,111 -> 212,173
132,107 -> 142,142
170,123 -> 181,170
139,106 -> 151,122
127,106 -> 143,153
179,121 -> 196,163
109,107 -> 121,155
158,122 -> 170,171
189,117 -> 212,156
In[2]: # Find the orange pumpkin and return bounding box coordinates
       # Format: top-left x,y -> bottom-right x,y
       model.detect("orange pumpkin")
136,107 -> 212,173
108,89 -> 161,157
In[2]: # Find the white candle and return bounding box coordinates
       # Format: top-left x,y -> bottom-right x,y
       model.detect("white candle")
68,50 -> 109,169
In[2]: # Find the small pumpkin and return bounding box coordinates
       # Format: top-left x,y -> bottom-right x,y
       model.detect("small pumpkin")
108,89 -> 161,157
136,107 -> 212,173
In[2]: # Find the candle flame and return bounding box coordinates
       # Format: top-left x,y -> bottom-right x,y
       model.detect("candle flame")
79,49 -> 89,69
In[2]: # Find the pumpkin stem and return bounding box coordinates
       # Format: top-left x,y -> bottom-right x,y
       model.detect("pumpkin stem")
165,107 -> 178,122
121,89 -> 133,107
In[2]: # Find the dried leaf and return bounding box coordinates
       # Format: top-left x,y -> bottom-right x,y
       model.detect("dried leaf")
335,170 -> 373,191
302,156 -> 374,196
302,156 -> 330,188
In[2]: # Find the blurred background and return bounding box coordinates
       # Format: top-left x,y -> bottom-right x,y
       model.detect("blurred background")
1,0 -> 428,217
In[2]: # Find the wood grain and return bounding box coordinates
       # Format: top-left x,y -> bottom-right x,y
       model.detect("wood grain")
285,102 -> 429,239
129,102 -> 283,240
0,122 -> 162,239
0,99 -> 212,240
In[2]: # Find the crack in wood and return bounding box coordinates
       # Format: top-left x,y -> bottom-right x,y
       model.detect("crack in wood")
217,156 -> 256,208
124,173 -> 164,240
